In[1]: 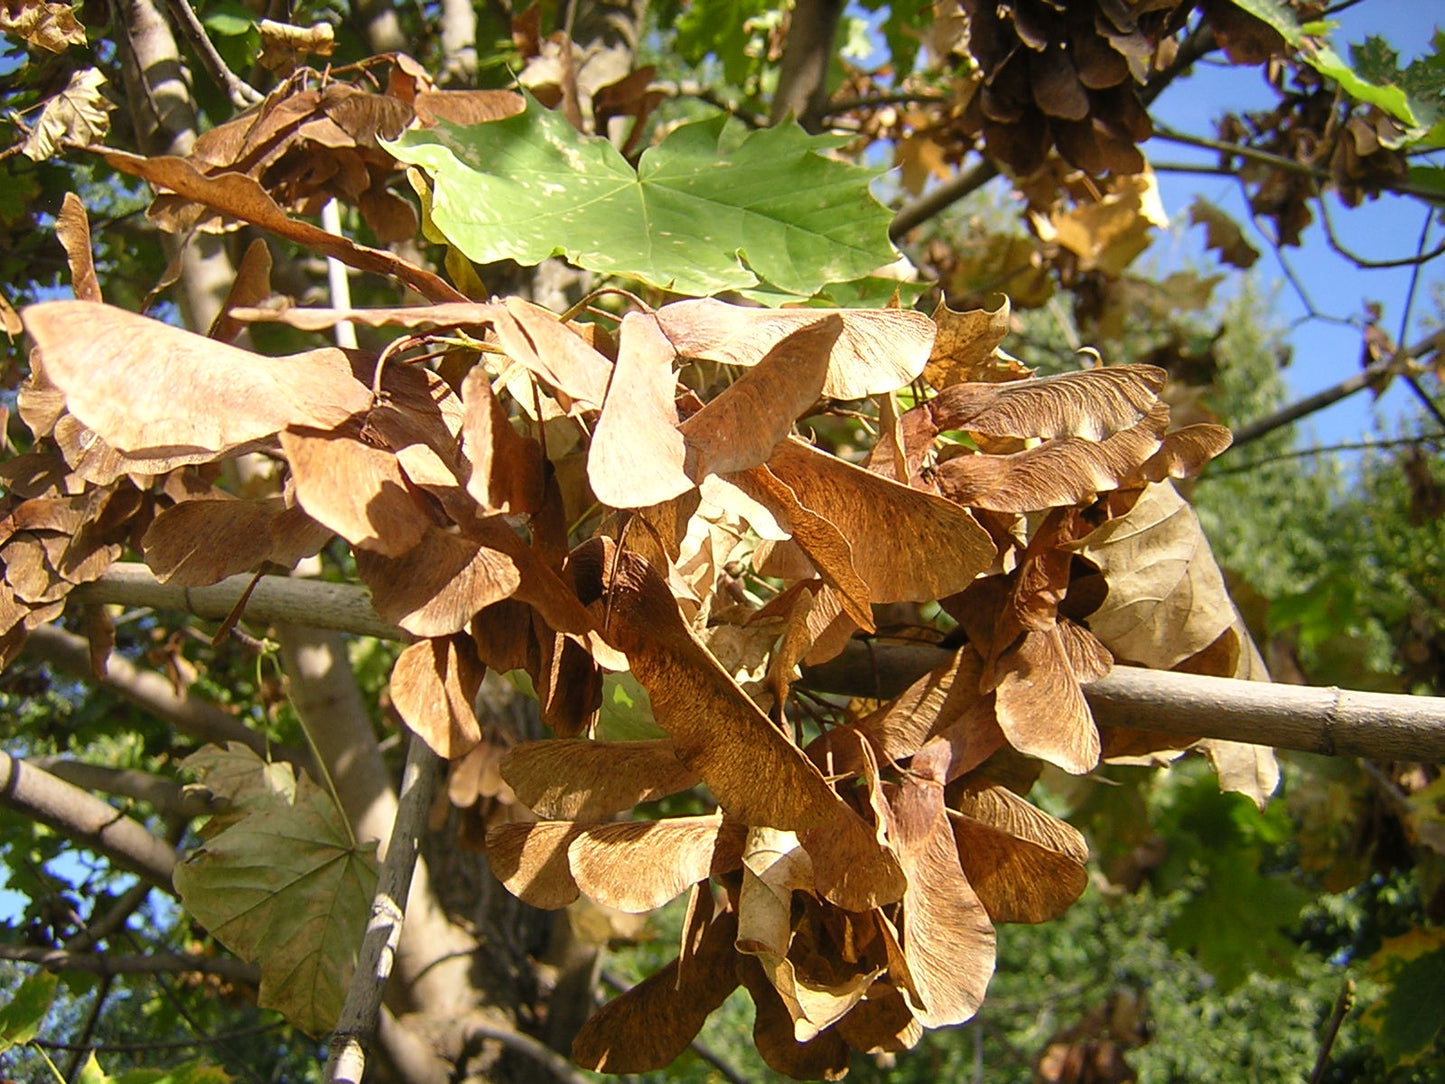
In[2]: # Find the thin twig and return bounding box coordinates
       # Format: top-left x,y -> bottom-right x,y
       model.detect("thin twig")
1319,199 -> 1445,270
1308,977 -> 1356,1084
1200,434 -> 1445,478
63,975 -> 112,1082
462,1018 -> 595,1084
33,1020 -> 284,1055
0,945 -> 259,982
890,159 -> 1000,240
323,734 -> 444,1084
157,0 -> 263,109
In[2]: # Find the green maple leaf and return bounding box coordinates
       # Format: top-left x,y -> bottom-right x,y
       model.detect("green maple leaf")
1365,928 -> 1445,1065
175,747 -> 377,1037
387,95 -> 899,300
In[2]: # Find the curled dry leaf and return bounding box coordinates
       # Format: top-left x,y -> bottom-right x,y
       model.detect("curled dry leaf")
602,548 -> 843,831
56,194 -> 100,303
926,363 -> 1165,441
738,954 -> 852,1081
889,745 -> 996,1029
142,497 -> 330,586
500,738 -> 700,820
390,635 -> 485,759
103,151 -> 465,303
485,820 -> 583,909
923,295 -> 1014,388
947,778 -> 1089,924
856,646 -> 991,764
489,297 -> 612,414
679,316 -> 840,479
23,301 -> 373,461
834,983 -> 923,1055
935,404 -> 1168,512
656,297 -> 937,399
460,368 -> 546,515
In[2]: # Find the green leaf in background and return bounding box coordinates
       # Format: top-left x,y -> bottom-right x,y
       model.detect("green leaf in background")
387,95 -> 898,300
1364,927 -> 1445,1064
0,969 -> 57,1050
175,748 -> 378,1036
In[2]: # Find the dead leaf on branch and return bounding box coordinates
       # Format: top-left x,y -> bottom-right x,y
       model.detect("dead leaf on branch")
0,0 -> 86,52
947,778 -> 1089,924
356,524 -> 521,637
655,298 -> 937,400
924,295 -> 1019,388
572,903 -> 741,1074
22,68 -> 111,162
390,635 -> 486,759
500,738 -> 700,821
22,301 -> 373,461
141,495 -> 330,586
1065,481 -> 1238,670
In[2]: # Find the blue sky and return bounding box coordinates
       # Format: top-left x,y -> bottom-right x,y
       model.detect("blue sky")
1141,4 -> 1444,452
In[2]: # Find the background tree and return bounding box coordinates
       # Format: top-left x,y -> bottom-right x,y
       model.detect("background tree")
0,0 -> 1442,1082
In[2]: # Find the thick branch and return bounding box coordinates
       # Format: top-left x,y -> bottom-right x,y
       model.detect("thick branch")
73,566 -> 1445,761
0,752 -> 177,893
771,0 -> 845,132
27,757 -> 218,818
74,565 -> 405,641
0,944 -> 259,982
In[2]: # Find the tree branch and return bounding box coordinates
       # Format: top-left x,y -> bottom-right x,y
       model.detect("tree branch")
27,757 -> 220,819
771,0 -> 845,132
0,944 -> 259,982
324,735 -> 443,1084
157,0 -> 262,108
70,566 -> 1445,761
890,160 -> 1000,241
0,752 -> 177,893
23,622 -> 312,773
1225,329 -> 1439,450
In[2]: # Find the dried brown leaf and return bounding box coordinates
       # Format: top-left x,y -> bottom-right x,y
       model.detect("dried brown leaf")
657,297 -> 937,399
23,301 -> 373,460
390,635 -> 485,759
210,239 -> 274,344
56,194 -> 100,303
924,296 -> 1015,388
738,954 -> 852,1080
0,0 -> 86,51
490,298 -> 612,414
766,437 -> 995,603
22,68 -> 111,161
103,150 -> 464,303
835,983 -> 923,1055
460,368 -> 546,514
935,405 -> 1168,512
485,820 -> 582,909
600,547 -> 845,832
993,625 -> 1102,774
1065,481 -> 1236,669
501,739 -> 700,820
856,647 -> 990,763
142,496 -> 328,585
927,364 -> 1165,441
889,746 -> 996,1028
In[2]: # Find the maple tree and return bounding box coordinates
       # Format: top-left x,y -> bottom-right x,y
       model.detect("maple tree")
0,0 -> 1443,1081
